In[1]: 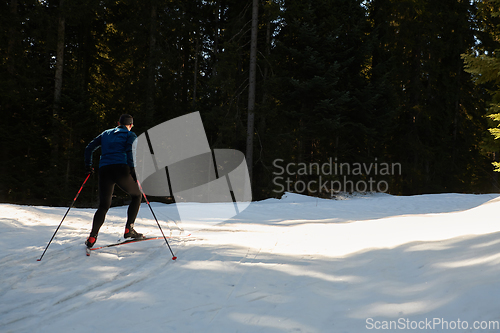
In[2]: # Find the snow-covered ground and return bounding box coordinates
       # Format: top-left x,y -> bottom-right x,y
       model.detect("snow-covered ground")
2,192 -> 500,332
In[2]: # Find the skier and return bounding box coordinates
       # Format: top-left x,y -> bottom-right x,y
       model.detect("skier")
84,114 -> 144,249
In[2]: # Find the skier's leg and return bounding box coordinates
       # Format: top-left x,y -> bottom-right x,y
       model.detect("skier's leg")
114,165 -> 142,234
90,166 -> 115,237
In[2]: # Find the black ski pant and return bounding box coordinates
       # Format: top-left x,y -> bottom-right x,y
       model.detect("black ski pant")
90,164 -> 141,237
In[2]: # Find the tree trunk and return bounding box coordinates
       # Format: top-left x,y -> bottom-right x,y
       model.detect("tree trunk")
212,0 -> 220,77
257,19 -> 271,159
1,0 -> 18,200
51,0 -> 65,169
246,0 -> 258,183
7,0 -> 18,75
193,31 -> 200,110
146,1 -> 157,122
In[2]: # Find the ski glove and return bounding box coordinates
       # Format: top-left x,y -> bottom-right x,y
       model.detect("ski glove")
85,165 -> 94,175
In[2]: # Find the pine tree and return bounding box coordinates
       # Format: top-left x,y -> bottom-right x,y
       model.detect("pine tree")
266,0 -> 379,195
463,0 -> 500,175
371,0 -> 490,194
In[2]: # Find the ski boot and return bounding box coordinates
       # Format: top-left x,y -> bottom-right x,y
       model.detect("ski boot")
85,235 -> 97,248
124,224 -> 144,239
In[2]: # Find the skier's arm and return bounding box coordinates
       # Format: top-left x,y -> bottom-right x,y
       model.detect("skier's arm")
126,132 -> 137,168
84,134 -> 102,167
126,132 -> 138,182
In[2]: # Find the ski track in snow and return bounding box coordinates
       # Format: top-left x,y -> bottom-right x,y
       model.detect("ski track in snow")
1,193 -> 500,332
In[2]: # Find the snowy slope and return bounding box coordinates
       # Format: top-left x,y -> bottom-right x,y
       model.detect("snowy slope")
2,192 -> 500,332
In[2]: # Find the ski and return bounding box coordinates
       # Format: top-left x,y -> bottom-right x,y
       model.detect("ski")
86,247 -> 91,256
89,234 -> 190,252
90,237 -> 161,251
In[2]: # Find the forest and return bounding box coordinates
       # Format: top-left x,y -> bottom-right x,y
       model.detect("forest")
2,0 -> 500,206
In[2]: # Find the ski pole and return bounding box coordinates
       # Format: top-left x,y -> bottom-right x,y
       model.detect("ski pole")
138,181 -> 177,260
37,173 -> 91,261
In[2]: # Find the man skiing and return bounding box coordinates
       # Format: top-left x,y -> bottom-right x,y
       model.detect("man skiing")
84,114 -> 144,249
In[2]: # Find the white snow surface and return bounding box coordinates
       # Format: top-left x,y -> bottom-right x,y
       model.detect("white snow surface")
2,192 -> 500,332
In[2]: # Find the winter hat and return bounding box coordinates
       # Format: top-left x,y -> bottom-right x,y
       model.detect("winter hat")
119,114 -> 133,125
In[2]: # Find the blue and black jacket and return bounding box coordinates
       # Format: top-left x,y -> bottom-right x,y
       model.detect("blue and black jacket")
84,126 -> 137,168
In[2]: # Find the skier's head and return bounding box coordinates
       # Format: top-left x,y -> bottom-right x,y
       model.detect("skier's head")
119,114 -> 134,126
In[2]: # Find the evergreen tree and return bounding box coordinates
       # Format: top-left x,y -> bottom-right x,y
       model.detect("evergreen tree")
0,0 -> 58,203
265,0 -> 381,195
463,0 -> 500,179
0,0 -> 497,204
370,0 -> 491,194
